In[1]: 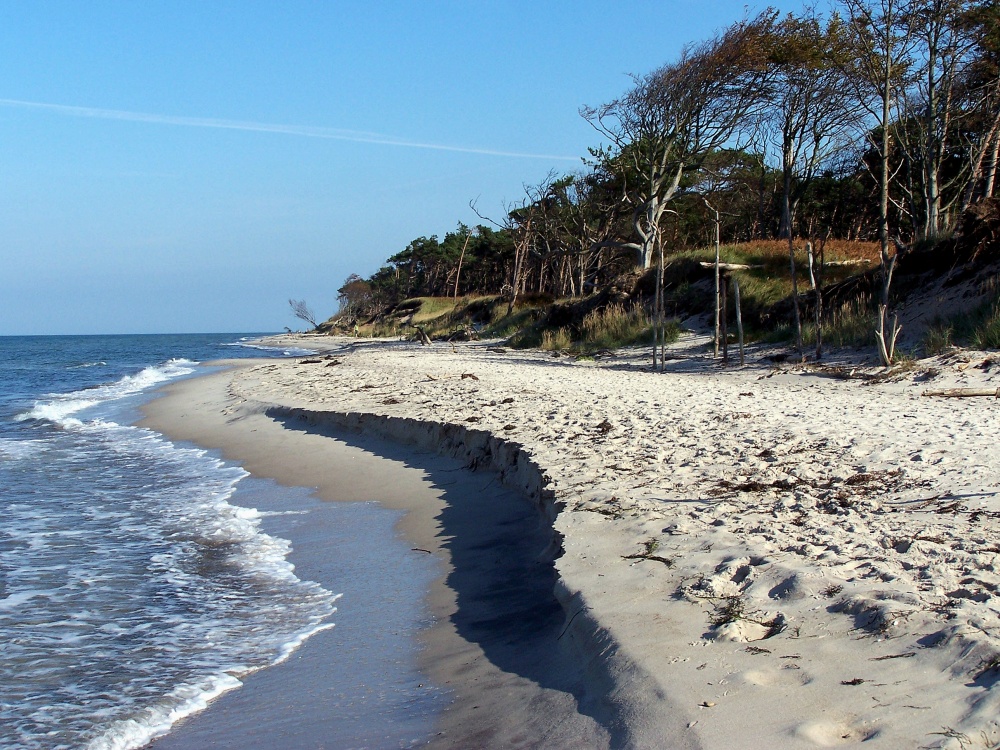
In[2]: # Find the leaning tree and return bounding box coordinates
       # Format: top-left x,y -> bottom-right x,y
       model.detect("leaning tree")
581,11 -> 776,271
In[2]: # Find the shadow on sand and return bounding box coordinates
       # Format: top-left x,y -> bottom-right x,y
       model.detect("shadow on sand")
270,412 -> 641,749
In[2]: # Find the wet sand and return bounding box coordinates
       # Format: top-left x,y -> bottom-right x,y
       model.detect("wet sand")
147,478 -> 444,749
140,366 -> 639,748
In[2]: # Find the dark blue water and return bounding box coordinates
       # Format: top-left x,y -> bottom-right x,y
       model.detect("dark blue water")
0,334 -> 344,749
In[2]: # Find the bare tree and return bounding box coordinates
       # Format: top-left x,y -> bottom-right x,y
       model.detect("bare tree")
842,0 -> 917,364
898,0 -> 981,236
288,298 -> 318,330
452,227 -> 475,299
471,183 -> 545,317
959,0 -> 1000,207
581,12 -> 776,270
764,11 -> 859,359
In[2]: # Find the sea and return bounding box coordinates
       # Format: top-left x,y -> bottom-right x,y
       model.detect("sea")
0,334 -> 442,750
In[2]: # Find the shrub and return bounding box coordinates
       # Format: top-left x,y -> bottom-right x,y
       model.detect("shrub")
541,328 -> 572,350
580,303 -> 656,349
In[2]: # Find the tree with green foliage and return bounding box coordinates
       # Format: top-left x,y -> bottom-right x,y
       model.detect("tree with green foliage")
765,10 -> 859,240
896,0 -> 982,237
582,11 -> 776,270
959,0 -> 1000,206
336,274 -> 373,318
764,9 -> 859,355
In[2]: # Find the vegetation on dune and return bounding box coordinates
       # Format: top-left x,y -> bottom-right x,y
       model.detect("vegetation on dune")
924,275 -> 1000,353
297,0 -> 1000,359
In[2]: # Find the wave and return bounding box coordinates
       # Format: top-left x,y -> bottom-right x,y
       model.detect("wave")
16,359 -> 198,427
86,672 -> 244,750
0,437 -> 48,460
1,337 -> 341,750
224,340 -> 318,357
1,417 -> 339,750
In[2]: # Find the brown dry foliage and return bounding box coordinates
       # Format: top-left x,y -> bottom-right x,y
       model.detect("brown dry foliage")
731,239 -> 882,263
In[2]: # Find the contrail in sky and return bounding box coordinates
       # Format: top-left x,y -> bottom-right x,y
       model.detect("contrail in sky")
0,97 -> 580,162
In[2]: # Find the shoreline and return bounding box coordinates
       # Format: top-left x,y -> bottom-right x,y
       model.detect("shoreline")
148,335 -> 1000,748
139,363 -> 636,748
144,473 -> 445,750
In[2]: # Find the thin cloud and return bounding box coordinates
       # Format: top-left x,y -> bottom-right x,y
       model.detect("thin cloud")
0,97 -> 580,162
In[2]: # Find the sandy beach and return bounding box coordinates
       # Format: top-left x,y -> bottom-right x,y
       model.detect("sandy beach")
142,333 -> 1000,749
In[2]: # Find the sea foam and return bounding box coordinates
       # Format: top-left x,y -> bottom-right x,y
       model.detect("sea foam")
0,349 -> 339,750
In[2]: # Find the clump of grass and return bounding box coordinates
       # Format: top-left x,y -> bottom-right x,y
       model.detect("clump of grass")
707,594 -> 787,638
806,302 -> 878,349
541,327 -> 572,350
488,309 -> 544,343
763,298 -> 876,349
710,596 -> 751,627
407,296 -> 458,324
924,325 -> 954,355
580,303 -> 663,349
370,323 -> 401,338
534,303 -> 678,352
971,303 -> 1000,350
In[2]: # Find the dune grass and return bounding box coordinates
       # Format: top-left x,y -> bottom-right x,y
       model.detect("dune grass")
531,303 -> 678,353
665,240 -> 877,315
344,239 -> 884,351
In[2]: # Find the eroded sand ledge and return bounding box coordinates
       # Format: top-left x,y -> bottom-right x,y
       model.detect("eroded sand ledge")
150,335 -> 1000,749
141,361 -> 678,749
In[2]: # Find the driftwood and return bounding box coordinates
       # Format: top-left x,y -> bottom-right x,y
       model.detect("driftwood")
825,258 -> 871,267
699,261 -> 762,271
922,388 -> 1000,398
733,276 -> 745,366
414,326 -> 433,346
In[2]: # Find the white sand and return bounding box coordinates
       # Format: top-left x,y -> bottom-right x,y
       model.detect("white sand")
170,334 -> 1000,748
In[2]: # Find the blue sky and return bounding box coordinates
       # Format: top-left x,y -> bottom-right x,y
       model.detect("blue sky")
0,1 -> 803,335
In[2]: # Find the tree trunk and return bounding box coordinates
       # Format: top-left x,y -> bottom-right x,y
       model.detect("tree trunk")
986,132 -> 1000,199
654,237 -> 664,369
452,231 -> 473,299
712,209 -> 721,359
733,276 -> 745,367
923,18 -> 941,239
779,167 -> 794,239
807,241 -> 823,361
788,235 -> 804,360
721,274 -> 729,363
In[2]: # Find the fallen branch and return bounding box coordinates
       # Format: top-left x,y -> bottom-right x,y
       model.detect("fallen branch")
922,388 -> 1000,398
699,261 -> 762,271
825,258 -> 871,267
622,552 -> 674,567
414,326 -> 433,346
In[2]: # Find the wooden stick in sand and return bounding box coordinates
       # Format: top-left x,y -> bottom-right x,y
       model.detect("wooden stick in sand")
922,388 -> 1000,398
